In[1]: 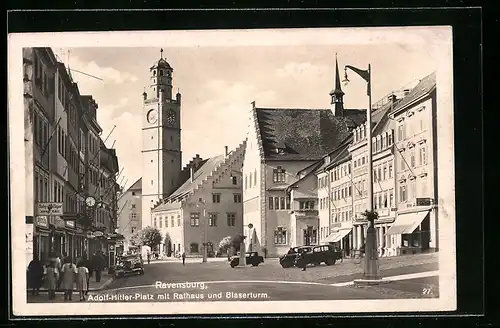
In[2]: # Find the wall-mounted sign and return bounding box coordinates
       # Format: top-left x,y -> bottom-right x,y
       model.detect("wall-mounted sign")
35,216 -> 48,228
331,222 -> 342,228
37,202 -> 63,216
49,216 -> 66,229
65,220 -> 75,228
416,198 -> 432,206
377,208 -> 390,217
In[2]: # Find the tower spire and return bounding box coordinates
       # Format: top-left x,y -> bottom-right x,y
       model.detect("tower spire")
330,53 -> 345,116
160,48 -> 163,59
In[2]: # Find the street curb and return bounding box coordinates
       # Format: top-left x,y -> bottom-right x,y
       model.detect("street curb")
26,276 -> 115,294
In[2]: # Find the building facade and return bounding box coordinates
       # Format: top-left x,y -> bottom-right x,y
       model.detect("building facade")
242,58 -> 366,258
387,72 -> 438,255
141,51 -> 183,229
117,178 -> 143,252
151,143 -> 246,257
24,47 -> 120,265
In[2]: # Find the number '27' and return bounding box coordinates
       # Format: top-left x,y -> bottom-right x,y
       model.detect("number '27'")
422,288 -> 433,295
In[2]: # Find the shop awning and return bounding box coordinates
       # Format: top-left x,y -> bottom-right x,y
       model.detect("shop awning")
386,210 -> 430,235
323,228 -> 352,243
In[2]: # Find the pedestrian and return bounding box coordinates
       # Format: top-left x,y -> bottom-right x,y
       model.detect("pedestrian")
82,252 -> 91,296
182,252 -> 186,266
27,254 -> 44,296
147,251 -> 151,264
295,251 -> 307,271
51,252 -> 62,290
76,259 -> 89,301
45,260 -> 59,301
60,257 -> 77,301
92,251 -> 105,283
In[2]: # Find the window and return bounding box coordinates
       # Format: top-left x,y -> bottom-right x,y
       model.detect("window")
273,166 -> 286,183
153,217 -> 157,228
233,193 -> 242,203
159,217 -> 162,228
398,124 -> 405,141
303,226 -> 318,245
190,243 -> 199,253
232,176 -> 237,185
389,190 -> 394,207
410,149 -> 416,168
171,216 -> 174,227
269,197 -> 274,210
274,197 -> 280,210
299,201 -> 315,210
209,213 -> 218,227
244,175 -> 247,190
389,163 -> 393,178
212,193 -> 221,203
286,196 -> 291,210
131,227 -> 136,234
249,172 -> 252,188
383,165 -> 387,180
400,152 -> 406,170
227,213 -> 236,226
190,213 -> 200,227
131,204 -> 136,209
280,197 -> 285,209
165,217 -> 168,228
399,185 -> 407,202
253,169 -> 257,185
130,213 -> 137,221
420,176 -> 428,196
419,146 -> 427,165
177,215 -> 181,226
378,167 -> 382,181
274,227 -> 287,245
410,179 -> 416,199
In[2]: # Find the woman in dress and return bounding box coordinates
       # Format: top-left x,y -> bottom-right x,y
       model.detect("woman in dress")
76,259 -> 89,301
60,257 -> 77,301
27,254 -> 44,296
45,260 -> 59,300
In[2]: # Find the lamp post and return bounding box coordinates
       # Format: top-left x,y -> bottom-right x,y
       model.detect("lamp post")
197,199 -> 208,263
343,63 -> 381,281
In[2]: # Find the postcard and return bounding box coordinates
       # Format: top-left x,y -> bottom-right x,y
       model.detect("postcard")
9,26 -> 456,316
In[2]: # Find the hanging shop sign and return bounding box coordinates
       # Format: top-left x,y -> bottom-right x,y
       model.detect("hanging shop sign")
36,202 -> 63,216
65,220 -> 75,229
35,216 -> 48,228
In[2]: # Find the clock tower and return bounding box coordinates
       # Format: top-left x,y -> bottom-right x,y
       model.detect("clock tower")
141,49 -> 182,228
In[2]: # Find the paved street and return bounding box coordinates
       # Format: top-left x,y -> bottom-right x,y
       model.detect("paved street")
27,253 -> 439,303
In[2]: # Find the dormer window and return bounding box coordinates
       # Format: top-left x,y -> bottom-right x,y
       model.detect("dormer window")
153,71 -> 156,77
407,141 -> 415,149
407,110 -> 414,117
399,176 -> 407,183
159,70 -> 164,76
417,106 -> 425,112
273,166 -> 286,183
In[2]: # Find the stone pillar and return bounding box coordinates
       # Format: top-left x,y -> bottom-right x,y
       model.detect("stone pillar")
357,225 -> 363,249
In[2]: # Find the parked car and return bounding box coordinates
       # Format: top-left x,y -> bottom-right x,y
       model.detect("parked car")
301,244 -> 342,267
114,254 -> 144,278
230,251 -> 264,268
279,246 -> 312,268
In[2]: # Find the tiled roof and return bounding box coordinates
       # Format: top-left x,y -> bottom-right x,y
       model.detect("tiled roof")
391,72 -> 436,114
150,58 -> 173,70
152,155 -> 225,212
256,108 -> 365,161
315,135 -> 353,172
128,178 -> 142,191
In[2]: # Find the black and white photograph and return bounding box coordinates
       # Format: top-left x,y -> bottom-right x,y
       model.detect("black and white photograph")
9,26 -> 456,315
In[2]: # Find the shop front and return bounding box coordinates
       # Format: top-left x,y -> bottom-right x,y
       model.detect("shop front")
386,207 -> 433,255
33,216 -> 50,262
74,225 -> 87,258
49,216 -> 66,257
64,219 -> 77,259
324,221 -> 353,258
374,208 -> 396,257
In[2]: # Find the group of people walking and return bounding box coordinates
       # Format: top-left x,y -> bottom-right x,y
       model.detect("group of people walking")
27,250 -> 107,301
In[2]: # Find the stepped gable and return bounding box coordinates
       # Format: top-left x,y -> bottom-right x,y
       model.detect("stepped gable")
255,107 -> 365,161
177,154 -> 207,188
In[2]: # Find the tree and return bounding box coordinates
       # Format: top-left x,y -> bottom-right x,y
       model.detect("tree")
219,236 -> 232,253
139,226 -> 162,251
231,234 -> 247,253
129,231 -> 142,247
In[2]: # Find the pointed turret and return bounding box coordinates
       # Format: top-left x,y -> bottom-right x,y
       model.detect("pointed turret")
329,54 -> 345,116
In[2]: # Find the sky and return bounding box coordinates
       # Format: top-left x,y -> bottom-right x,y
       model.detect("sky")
44,27 -> 449,191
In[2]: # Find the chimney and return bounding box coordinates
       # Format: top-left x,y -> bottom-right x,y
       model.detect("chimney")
224,146 -> 229,158
387,94 -> 397,102
403,89 -> 410,96
190,166 -> 195,182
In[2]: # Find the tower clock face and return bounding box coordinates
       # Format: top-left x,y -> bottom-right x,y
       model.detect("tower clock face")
166,110 -> 176,125
147,109 -> 158,124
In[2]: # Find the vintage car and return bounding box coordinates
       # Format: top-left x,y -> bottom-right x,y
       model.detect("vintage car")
114,254 -> 144,278
280,244 -> 342,268
229,251 -> 264,268
279,246 -> 312,268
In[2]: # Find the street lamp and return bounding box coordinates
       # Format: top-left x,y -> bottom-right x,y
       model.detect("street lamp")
343,63 -> 381,281
197,198 -> 208,263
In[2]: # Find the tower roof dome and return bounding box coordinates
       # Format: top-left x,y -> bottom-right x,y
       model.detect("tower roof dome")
150,48 -> 173,71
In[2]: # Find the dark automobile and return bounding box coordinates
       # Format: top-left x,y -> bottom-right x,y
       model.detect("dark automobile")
114,254 -> 144,278
280,245 -> 342,268
279,246 -> 312,268
230,251 -> 264,268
